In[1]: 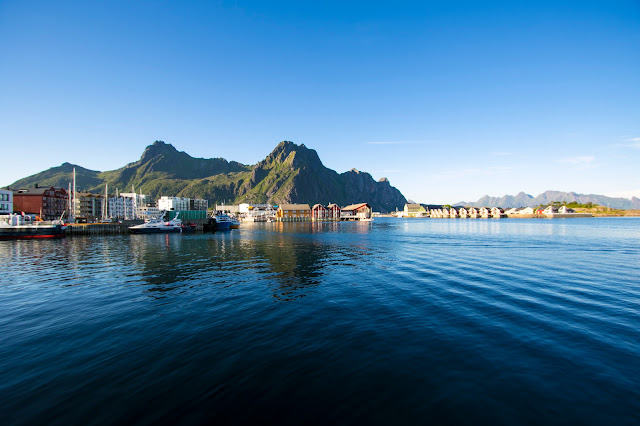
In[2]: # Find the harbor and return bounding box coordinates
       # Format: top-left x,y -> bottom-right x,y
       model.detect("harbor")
3,217 -> 640,425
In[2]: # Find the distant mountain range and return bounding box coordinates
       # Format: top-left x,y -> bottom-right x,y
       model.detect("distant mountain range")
458,191 -> 640,210
7,141 -> 407,213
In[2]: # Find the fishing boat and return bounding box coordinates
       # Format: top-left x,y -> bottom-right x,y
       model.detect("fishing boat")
128,213 -> 182,234
0,214 -> 67,240
203,212 -> 233,232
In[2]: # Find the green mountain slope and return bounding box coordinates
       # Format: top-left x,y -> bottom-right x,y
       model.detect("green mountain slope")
7,140 -> 407,212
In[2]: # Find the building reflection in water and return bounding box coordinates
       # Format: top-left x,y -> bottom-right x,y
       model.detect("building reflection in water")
1,221 -> 376,302
121,221 -> 376,301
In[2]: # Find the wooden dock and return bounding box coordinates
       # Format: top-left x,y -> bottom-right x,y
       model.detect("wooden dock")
66,223 -> 133,235
65,219 -> 209,235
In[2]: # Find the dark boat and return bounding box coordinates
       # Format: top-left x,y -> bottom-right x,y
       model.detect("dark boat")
181,223 -> 197,233
203,214 -> 233,232
0,214 -> 67,240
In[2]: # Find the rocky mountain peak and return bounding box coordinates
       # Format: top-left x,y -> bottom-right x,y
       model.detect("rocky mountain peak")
263,141 -> 323,169
140,140 -> 178,162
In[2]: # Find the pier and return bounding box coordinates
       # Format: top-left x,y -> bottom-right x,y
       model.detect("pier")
65,219 -> 209,235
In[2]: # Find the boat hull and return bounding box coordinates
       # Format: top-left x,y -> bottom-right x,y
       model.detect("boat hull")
0,225 -> 67,240
203,217 -> 232,232
129,227 -> 181,234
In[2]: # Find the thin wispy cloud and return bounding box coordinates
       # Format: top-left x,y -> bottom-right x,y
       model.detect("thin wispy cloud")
557,155 -> 596,166
613,137 -> 640,149
626,137 -> 640,149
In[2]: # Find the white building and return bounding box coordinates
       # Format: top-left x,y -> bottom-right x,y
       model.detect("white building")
0,189 -> 13,215
139,205 -> 162,220
108,192 -> 148,220
158,196 -> 190,211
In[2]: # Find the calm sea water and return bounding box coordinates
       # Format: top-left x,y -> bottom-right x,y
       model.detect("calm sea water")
1,218 -> 639,425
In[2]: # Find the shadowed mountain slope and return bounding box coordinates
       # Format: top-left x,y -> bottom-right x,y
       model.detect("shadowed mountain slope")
7,140 -> 406,212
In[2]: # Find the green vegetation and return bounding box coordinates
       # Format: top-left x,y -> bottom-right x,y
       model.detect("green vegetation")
7,140 -> 407,213
536,201 -> 599,209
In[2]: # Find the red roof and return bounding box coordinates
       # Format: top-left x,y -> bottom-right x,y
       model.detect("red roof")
341,203 -> 370,211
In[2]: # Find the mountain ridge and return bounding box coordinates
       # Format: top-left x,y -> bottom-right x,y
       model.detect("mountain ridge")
6,140 -> 406,213
458,191 -> 640,210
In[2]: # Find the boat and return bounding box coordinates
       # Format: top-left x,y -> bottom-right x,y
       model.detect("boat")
181,222 -> 197,233
0,214 -> 67,240
203,212 -> 233,232
128,213 -> 182,234
230,216 -> 240,229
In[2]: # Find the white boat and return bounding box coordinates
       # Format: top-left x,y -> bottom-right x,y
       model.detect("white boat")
0,214 -> 67,240
128,213 -> 182,234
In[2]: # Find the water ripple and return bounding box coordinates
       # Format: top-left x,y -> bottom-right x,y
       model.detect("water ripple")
1,219 -> 640,424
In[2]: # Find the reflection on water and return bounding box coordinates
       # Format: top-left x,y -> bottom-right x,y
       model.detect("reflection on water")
1,218 -> 640,425
32,221 -> 377,302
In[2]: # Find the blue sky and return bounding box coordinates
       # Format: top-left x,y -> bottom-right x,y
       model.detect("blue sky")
1,0 -> 639,203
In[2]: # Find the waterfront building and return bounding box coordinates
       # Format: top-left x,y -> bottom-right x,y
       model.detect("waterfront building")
480,207 -> 491,218
0,189 -> 13,215
190,198 -> 208,211
506,207 -> 535,217
459,207 -> 469,218
403,203 -> 427,217
491,207 -> 506,218
341,203 -> 372,220
219,204 -> 241,214
108,192 -> 148,220
237,203 -> 276,221
312,204 -> 327,220
158,196 -> 207,212
469,207 -> 480,218
139,205 -> 162,220
12,186 -> 68,220
327,203 -> 341,220
276,204 -> 311,221
327,204 -> 340,218
158,196 -> 190,212
75,192 -> 104,222
449,208 -> 459,218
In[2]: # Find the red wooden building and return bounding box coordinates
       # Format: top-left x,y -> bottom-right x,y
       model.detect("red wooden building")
311,204 -> 327,220
340,203 -> 372,220
326,203 -> 341,220
13,186 -> 68,220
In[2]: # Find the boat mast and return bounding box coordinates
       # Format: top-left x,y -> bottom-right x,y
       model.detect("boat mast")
103,183 -> 108,220
68,183 -> 72,221
73,167 -> 77,222
132,185 -> 136,220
